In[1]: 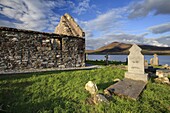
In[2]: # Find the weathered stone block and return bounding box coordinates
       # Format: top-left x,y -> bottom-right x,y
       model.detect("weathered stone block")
156,69 -> 170,78
125,72 -> 148,82
58,65 -> 65,68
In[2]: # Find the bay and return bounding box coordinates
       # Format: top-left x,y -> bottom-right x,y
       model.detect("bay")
87,55 -> 170,65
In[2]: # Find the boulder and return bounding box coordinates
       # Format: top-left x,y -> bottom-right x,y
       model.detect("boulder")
86,94 -> 109,105
85,81 -> 98,95
163,64 -> 169,68
93,94 -> 109,104
155,77 -> 170,84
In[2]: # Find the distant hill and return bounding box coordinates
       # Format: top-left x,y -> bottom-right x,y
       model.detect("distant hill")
86,42 -> 170,55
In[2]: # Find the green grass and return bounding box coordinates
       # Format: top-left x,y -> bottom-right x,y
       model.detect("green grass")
0,66 -> 170,113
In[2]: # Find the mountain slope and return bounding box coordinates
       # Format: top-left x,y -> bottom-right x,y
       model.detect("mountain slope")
86,42 -> 170,55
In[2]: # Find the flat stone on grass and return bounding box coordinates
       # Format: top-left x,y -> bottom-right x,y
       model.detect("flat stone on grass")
106,78 -> 147,100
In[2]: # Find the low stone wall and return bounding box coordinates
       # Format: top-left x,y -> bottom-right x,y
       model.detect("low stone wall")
0,27 -> 85,72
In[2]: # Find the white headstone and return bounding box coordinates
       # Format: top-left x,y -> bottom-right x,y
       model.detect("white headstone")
125,44 -> 148,82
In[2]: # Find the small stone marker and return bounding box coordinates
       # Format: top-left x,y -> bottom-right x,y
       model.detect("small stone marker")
125,44 -> 148,82
150,54 -> 159,66
105,44 -> 148,100
144,60 -> 148,69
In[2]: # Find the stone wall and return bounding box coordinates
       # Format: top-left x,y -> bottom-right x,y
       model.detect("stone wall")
0,27 -> 85,72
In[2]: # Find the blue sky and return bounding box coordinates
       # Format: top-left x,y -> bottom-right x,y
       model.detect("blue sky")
0,0 -> 170,50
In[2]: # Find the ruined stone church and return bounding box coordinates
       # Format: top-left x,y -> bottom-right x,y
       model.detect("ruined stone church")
0,13 -> 85,72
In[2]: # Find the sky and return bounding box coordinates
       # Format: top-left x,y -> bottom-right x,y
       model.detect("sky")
0,0 -> 170,50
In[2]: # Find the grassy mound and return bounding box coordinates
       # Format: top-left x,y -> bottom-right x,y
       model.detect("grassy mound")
0,66 -> 170,113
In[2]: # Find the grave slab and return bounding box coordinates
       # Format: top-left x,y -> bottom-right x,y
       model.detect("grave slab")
106,78 -> 147,100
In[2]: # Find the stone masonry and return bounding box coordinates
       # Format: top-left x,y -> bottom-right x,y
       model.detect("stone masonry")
54,13 -> 85,37
0,27 -> 85,72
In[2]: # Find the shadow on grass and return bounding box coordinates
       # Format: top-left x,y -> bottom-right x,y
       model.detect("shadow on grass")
0,80 -> 34,88
149,76 -> 157,83
97,81 -> 115,90
0,80 -> 35,113
1,96 -> 79,113
0,76 -> 80,113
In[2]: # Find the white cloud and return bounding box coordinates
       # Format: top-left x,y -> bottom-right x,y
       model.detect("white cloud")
128,0 -> 170,18
150,40 -> 168,47
148,22 -> 170,34
79,7 -> 128,40
72,0 -> 95,15
155,35 -> 170,47
85,9 -> 124,30
0,0 -> 97,31
0,0 -> 61,32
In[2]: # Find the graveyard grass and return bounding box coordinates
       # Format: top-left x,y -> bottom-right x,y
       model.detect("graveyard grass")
0,66 -> 170,113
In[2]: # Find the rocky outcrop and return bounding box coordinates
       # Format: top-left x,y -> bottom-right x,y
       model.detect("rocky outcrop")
54,13 -> 85,37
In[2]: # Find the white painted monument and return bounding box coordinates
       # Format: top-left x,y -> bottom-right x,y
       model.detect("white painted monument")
125,44 -> 148,82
